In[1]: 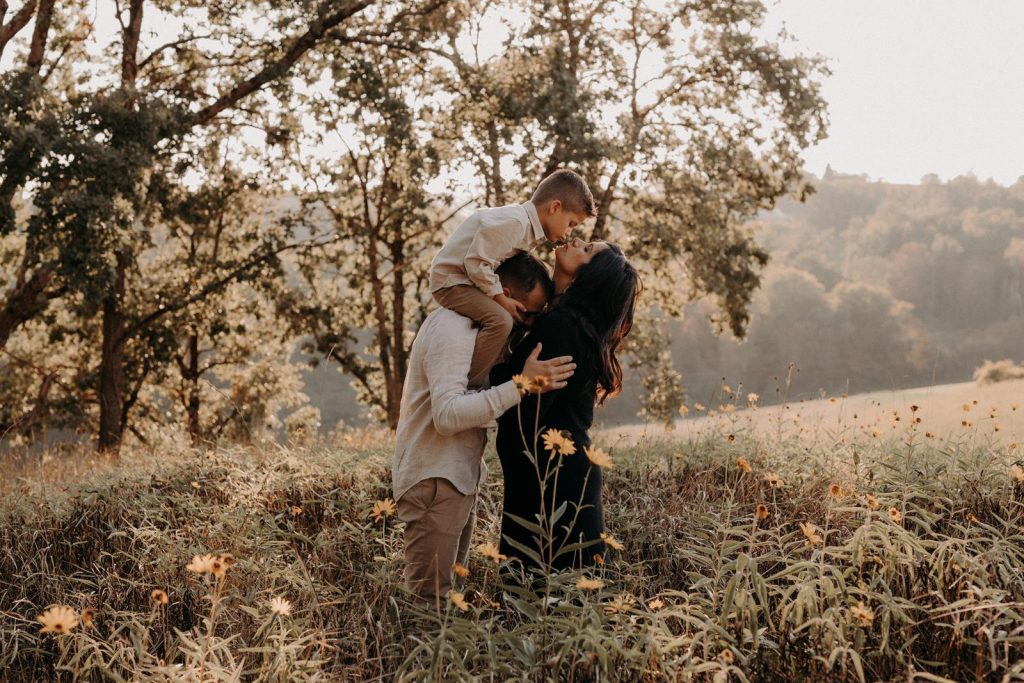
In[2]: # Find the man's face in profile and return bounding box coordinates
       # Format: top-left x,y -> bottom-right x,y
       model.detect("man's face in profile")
508,282 -> 548,328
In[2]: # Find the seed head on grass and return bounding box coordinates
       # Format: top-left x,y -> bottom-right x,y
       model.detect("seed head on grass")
37,606 -> 78,634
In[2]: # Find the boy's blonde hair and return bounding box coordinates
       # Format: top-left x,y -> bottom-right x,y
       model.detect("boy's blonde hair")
532,169 -> 597,217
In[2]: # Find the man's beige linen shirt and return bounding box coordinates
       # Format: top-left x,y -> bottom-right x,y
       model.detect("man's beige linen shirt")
430,201 -> 547,297
392,308 -> 522,502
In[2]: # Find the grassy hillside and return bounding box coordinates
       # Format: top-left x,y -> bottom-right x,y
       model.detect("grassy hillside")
2,415 -> 1024,681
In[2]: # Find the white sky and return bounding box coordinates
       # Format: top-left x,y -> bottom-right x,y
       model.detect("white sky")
763,0 -> 1024,185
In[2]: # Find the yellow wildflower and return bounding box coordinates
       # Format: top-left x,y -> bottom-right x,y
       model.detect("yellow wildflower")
477,542 -> 507,563
756,504 -> 769,520
865,494 -> 880,510
747,393 -> 759,406
719,648 -> 734,664
850,601 -> 874,627
647,598 -> 665,610
575,577 -> 605,590
270,596 -> 292,617
1010,465 -> 1024,482
600,532 -> 624,551
151,589 -> 169,605
37,606 -> 78,634
678,404 -> 690,415
736,457 -> 752,473
449,591 -> 470,611
80,608 -> 95,629
584,446 -> 614,468
541,428 -> 576,456
452,562 -> 470,578
371,498 -> 396,521
604,594 -> 635,614
512,374 -> 531,395
763,472 -> 783,488
888,507 -> 902,524
829,483 -> 850,499
800,522 -> 823,546
694,402 -> 706,412
186,554 -> 217,574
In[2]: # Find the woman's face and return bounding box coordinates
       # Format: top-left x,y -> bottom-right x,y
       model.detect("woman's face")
555,238 -> 610,277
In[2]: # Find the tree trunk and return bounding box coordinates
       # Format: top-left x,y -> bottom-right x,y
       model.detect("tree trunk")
591,165 -> 621,240
97,252 -> 128,453
186,332 -> 201,444
487,122 -> 504,205
0,266 -> 53,350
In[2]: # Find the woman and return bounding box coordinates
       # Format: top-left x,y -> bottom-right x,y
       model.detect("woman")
491,238 -> 640,575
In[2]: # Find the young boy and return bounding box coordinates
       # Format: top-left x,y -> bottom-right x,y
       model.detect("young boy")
430,169 -> 597,388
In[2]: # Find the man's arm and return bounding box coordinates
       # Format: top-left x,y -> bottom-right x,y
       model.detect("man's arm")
423,323 -> 520,437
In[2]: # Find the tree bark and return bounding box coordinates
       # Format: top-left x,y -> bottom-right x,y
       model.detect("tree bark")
186,332 -> 201,444
0,0 -> 38,59
24,0 -> 53,72
0,266 -> 54,349
591,165 -> 621,240
97,252 -> 129,453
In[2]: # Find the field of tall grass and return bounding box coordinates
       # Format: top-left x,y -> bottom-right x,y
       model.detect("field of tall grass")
2,404 -> 1024,681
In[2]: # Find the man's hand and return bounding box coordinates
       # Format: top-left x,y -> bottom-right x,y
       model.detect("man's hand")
494,292 -> 526,324
521,343 -> 575,393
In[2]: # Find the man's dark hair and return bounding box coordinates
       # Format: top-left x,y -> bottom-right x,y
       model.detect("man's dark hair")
532,168 -> 597,217
496,252 -> 555,301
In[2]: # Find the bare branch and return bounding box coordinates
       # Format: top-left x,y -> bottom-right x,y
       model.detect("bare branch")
0,0 -> 36,59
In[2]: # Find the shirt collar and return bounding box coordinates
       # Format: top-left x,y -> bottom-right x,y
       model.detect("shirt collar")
522,201 -> 546,244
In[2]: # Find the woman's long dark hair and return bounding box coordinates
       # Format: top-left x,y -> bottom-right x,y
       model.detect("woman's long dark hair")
556,243 -> 641,404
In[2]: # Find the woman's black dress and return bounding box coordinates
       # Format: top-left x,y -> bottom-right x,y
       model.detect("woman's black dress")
491,308 -> 606,573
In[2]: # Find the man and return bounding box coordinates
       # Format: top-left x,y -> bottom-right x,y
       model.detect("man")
392,252 -> 575,604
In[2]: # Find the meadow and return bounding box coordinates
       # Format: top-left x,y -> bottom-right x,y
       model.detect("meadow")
2,395 -> 1024,682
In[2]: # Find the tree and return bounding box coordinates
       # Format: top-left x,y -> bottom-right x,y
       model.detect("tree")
282,42 -> 466,429
0,0 -> 449,451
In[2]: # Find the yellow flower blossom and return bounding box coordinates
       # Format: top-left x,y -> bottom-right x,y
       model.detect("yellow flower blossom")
371,498 -> 396,521
888,507 -> 902,524
736,457 -> 752,473
647,598 -> 665,610
678,404 -> 690,416
37,606 -> 78,634
452,562 -> 470,578
270,596 -> 292,616
575,577 -> 605,590
584,446 -> 614,469
850,601 -> 874,627
763,472 -> 783,488
477,542 -> 507,563
1010,465 -> 1024,482
151,589 -> 169,605
186,554 -> 217,574
449,591 -> 470,611
800,522 -> 823,546
512,374 -> 531,395
600,532 -> 624,551
756,504 -> 769,520
80,608 -> 96,629
541,428 -> 576,456
864,494 -> 880,510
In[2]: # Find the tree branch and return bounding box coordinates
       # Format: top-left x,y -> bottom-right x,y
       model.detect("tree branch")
0,0 -> 36,60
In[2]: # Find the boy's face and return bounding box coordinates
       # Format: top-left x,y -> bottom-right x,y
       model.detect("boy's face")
540,199 -> 588,244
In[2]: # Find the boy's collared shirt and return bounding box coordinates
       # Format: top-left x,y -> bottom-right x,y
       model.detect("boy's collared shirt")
430,201 -> 546,297
392,308 -> 522,502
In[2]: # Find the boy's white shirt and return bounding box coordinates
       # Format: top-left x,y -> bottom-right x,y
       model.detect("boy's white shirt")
429,201 -> 547,297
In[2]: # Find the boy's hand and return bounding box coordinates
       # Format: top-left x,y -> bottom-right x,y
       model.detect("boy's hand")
521,343 -> 575,393
494,292 -> 527,324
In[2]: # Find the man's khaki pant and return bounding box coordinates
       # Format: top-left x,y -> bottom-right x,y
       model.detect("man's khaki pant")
397,477 -> 477,604
433,285 -> 513,388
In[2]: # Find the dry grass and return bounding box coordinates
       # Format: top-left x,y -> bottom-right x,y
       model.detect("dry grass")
2,415 -> 1024,681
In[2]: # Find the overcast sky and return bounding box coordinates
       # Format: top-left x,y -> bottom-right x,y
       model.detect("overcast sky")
763,0 -> 1024,185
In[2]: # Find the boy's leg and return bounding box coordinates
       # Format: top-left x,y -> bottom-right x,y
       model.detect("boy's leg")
397,477 -> 477,605
434,285 -> 514,388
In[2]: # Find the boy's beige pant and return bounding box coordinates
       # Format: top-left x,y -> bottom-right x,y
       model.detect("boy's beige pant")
433,285 -> 514,388
397,477 -> 476,604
